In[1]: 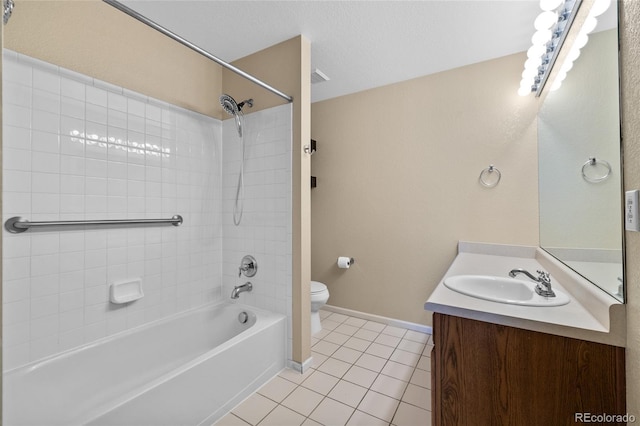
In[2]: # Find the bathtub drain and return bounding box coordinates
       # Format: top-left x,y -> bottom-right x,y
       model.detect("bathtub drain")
238,311 -> 249,324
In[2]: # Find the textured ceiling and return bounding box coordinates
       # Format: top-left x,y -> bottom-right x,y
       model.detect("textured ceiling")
119,1 -> 610,103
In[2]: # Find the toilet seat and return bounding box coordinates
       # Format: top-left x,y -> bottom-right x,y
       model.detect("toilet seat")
311,281 -> 327,294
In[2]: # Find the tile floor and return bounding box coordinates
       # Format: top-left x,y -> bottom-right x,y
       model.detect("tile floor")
215,309 -> 433,426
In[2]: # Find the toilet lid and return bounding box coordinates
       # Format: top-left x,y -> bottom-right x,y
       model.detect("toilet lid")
311,281 -> 327,294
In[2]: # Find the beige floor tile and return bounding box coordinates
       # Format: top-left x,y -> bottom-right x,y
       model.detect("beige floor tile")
404,330 -> 430,344
342,365 -> 379,388
374,333 -> 402,348
327,312 -> 350,323
281,386 -> 324,416
415,355 -> 430,371
232,393 -> 277,425
258,405 -> 306,426
346,410 -> 390,426
328,380 -> 368,408
301,418 -> 323,426
402,383 -> 431,410
371,374 -> 408,400
344,317 -> 367,328
410,368 -> 430,389
324,331 -> 351,345
318,356 -> 351,378
353,328 -> 380,342
343,336 -> 371,352
381,361 -> 414,381
362,321 -> 386,332
381,325 -> 407,338
396,339 -> 425,354
321,319 -> 342,331
355,353 -> 387,373
389,349 -> 420,367
258,375 -> 298,403
309,397 -> 355,426
357,390 -> 400,423
365,342 -> 395,359
278,367 -> 315,385
423,343 -> 434,355
334,323 -> 360,336
312,328 -> 330,339
392,402 -> 431,426
214,412 -> 251,426
310,351 -> 328,368
301,369 -> 340,395
332,346 -> 363,364
319,309 -> 332,319
312,339 -> 340,357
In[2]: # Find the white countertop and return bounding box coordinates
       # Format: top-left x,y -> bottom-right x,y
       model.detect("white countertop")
424,242 -> 626,347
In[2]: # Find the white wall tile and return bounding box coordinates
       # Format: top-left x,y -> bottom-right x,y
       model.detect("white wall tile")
2,51 -> 236,369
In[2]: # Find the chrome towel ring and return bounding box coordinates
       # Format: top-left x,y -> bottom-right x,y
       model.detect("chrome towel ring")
581,157 -> 611,183
479,165 -> 501,188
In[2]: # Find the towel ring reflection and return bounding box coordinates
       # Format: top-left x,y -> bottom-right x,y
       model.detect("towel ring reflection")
479,165 -> 501,188
581,157 -> 611,183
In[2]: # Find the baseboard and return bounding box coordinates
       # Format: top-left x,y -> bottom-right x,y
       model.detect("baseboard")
286,356 -> 313,374
322,304 -> 433,335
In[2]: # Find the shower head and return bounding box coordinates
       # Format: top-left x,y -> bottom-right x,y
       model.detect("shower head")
219,94 -> 253,116
220,94 -> 239,116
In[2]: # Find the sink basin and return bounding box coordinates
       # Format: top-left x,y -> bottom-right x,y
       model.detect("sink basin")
443,275 -> 570,307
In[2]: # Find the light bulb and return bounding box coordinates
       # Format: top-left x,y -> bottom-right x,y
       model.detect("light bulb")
527,44 -> 546,59
560,59 -> 574,73
589,0 -> 611,17
540,0 -> 563,11
532,29 -> 552,46
535,11 -> 558,31
518,85 -> 533,96
522,68 -> 538,79
567,47 -> 581,62
556,70 -> 568,82
525,56 -> 543,71
574,33 -> 589,49
581,16 -> 598,35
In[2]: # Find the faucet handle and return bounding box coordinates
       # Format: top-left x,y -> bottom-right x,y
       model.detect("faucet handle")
238,255 -> 258,278
536,270 -> 550,282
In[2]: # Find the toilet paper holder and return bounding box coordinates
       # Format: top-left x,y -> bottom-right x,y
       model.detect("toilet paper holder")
337,257 -> 355,269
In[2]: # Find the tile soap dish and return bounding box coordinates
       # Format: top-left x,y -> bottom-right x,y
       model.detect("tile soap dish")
110,278 -> 144,304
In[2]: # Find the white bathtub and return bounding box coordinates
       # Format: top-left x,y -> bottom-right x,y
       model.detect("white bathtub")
4,302 -> 286,426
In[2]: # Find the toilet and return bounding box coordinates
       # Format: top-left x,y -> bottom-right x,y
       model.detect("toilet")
310,281 -> 330,335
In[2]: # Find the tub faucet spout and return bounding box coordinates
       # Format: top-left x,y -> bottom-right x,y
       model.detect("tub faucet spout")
231,282 -> 253,299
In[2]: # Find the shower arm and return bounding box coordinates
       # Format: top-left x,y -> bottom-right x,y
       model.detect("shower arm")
102,0 -> 293,103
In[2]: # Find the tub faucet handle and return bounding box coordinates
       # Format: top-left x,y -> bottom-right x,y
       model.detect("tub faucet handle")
238,255 -> 258,278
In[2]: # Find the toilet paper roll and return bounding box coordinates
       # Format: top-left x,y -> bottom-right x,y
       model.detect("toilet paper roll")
337,256 -> 351,269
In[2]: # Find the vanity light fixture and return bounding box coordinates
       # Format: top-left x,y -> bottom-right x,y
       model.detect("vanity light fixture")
518,0 -> 613,96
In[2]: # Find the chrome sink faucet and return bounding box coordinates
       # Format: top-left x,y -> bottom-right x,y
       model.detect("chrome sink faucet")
509,268 -> 556,297
231,282 -> 253,299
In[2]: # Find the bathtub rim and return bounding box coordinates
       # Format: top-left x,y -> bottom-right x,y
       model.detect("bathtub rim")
4,300 -> 285,375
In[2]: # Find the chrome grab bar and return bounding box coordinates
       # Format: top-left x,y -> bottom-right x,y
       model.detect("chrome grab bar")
5,215 -> 183,234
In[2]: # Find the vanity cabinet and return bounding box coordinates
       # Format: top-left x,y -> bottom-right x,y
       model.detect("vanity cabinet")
431,313 -> 626,426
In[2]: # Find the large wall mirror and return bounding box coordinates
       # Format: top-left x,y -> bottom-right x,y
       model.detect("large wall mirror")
538,2 -> 623,301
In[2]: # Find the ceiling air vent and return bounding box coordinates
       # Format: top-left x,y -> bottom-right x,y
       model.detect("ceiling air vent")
311,68 -> 330,84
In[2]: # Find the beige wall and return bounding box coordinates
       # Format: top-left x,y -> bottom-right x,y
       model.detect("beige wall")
224,36 -> 312,365
311,53 -> 539,325
4,0 -> 223,118
621,0 -> 640,416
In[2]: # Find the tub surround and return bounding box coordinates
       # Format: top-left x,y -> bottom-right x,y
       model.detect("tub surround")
425,241 -> 626,347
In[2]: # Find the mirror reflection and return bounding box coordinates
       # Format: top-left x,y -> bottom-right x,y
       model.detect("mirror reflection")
538,2 -> 623,301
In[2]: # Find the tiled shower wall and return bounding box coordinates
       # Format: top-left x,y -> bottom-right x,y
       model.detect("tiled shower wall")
2,50 -> 223,370
222,104 -> 293,358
